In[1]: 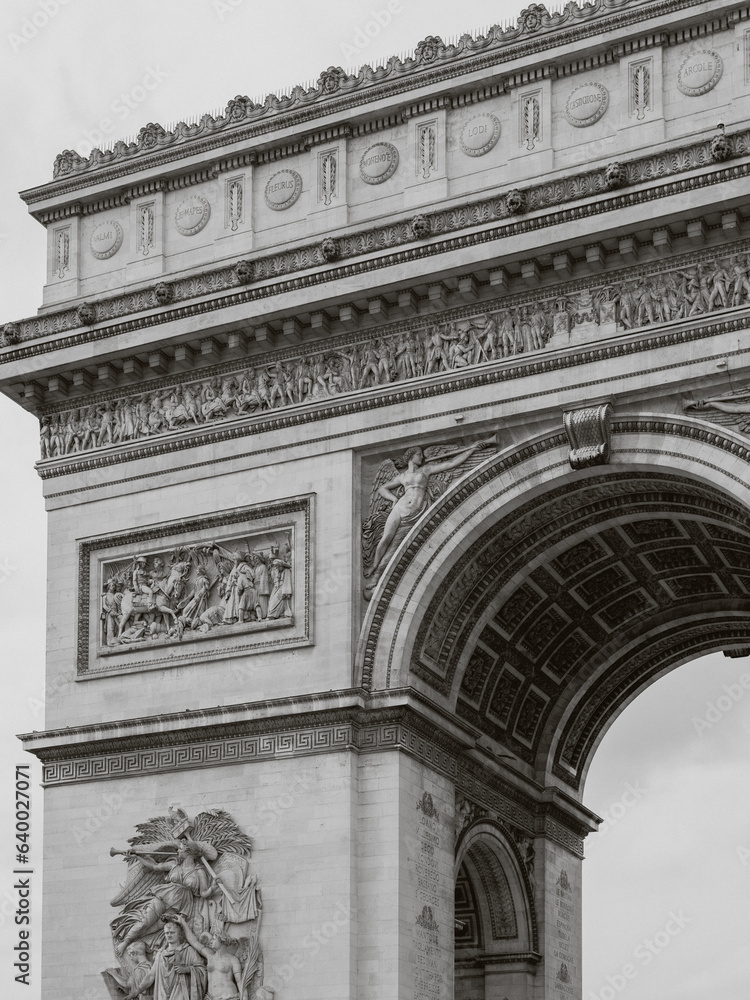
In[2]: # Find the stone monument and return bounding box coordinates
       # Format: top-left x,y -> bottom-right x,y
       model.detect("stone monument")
4,2 -> 750,997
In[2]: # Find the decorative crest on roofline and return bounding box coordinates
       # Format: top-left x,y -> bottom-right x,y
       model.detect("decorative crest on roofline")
50,0 -> 685,182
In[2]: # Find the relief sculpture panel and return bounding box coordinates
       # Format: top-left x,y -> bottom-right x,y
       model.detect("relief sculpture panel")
79,498 -> 311,674
39,247 -> 750,463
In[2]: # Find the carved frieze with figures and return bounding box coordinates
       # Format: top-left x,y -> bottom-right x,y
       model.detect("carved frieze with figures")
40,244 -> 750,463
102,807 -> 271,1000
79,498 -> 311,675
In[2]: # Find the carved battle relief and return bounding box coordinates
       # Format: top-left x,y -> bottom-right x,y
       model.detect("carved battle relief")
564,82 -> 609,128
677,49 -> 723,97
103,807 -> 268,1000
175,195 -> 211,237
362,434 -> 498,598
359,141 -> 399,184
79,499 -> 310,674
264,169 -> 302,211
459,113 -> 501,157
90,220 -> 124,260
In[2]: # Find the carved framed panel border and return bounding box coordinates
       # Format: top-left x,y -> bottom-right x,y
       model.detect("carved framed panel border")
77,496 -> 312,677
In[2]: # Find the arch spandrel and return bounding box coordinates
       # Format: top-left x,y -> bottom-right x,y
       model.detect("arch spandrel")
356,416 -> 750,789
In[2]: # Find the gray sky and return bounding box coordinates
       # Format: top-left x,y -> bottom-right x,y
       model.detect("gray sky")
0,2 -> 748,997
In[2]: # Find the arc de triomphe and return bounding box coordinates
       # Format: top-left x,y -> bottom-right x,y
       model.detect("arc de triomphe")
2,2 -> 750,998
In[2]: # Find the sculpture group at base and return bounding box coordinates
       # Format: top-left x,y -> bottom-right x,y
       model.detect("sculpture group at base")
103,808 -> 267,1000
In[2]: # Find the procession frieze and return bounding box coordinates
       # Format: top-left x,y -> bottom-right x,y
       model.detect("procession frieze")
6,128 -> 750,352
90,220 -> 124,260
40,244 -> 750,463
103,807 -> 269,1000
564,82 -> 609,127
677,49 -> 723,97
459,113 -> 501,156
78,498 -> 310,674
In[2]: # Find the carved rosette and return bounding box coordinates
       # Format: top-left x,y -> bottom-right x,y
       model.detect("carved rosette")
563,402 -> 613,470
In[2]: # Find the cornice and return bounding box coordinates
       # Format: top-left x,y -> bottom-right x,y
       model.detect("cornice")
2,127 -> 747,360
25,0 -> 729,194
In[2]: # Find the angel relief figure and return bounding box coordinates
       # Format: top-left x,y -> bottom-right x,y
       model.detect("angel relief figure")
103,808 -> 265,1000
684,386 -> 750,433
362,434 -> 497,599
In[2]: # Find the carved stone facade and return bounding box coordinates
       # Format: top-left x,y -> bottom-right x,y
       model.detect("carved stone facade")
6,2 -> 750,999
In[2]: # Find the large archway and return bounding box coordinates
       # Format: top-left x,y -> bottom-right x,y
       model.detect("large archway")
356,414 -> 750,999
358,415 -> 750,791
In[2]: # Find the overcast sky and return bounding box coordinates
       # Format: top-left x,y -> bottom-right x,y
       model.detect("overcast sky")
0,2 -> 748,998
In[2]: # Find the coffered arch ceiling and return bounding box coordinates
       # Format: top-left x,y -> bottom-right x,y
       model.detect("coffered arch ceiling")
357,418 -> 750,792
